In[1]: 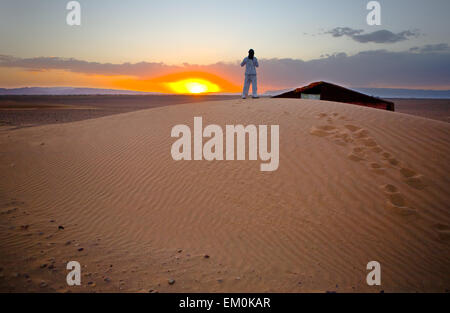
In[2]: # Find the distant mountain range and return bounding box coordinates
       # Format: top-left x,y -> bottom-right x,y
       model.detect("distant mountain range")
353,88 -> 450,99
0,87 -> 163,95
1,86 -> 449,98
265,87 -> 450,99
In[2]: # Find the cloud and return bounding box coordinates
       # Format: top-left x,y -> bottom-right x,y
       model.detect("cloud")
409,43 -> 450,53
1,44 -> 450,90
0,55 -> 176,77
258,49 -> 450,89
326,27 -> 364,38
325,27 -> 420,43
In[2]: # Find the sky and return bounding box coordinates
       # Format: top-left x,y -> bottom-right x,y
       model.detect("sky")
1,0 -> 449,92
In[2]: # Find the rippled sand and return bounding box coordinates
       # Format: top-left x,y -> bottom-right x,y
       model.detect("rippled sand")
0,98 -> 449,292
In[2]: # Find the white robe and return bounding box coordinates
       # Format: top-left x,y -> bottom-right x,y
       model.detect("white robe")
241,57 -> 259,75
241,57 -> 259,97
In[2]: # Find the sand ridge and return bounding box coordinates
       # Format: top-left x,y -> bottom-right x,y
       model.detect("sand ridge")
0,98 -> 449,292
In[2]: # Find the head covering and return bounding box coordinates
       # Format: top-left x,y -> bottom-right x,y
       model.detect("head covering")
248,49 -> 255,60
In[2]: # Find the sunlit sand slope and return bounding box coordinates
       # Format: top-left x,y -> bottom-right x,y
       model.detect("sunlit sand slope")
0,98 -> 449,292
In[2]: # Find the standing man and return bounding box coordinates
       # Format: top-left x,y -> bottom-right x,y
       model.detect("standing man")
241,49 -> 259,99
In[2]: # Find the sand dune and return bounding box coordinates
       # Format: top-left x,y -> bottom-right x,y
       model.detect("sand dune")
0,98 -> 449,292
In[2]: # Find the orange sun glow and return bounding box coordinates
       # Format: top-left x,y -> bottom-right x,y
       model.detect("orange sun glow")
114,71 -> 240,94
167,78 -> 220,94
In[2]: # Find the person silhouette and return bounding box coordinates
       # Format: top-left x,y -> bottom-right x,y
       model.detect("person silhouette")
241,49 -> 259,99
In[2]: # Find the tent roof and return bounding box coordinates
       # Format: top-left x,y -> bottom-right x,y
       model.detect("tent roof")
273,81 -> 394,111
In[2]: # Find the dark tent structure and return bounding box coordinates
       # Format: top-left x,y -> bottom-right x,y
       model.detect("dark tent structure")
273,81 -> 395,111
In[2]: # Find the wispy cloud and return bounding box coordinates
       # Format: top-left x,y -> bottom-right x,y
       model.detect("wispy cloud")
325,27 -> 420,43
326,27 -> 364,38
409,43 -> 450,53
0,55 -> 175,77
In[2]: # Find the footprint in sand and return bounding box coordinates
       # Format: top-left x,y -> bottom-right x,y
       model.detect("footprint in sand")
311,122 -> 425,189
371,146 -> 383,153
333,139 -> 346,146
369,162 -> 385,175
347,146 -> 366,161
310,125 -> 338,137
332,131 -> 354,146
311,123 -> 371,161
361,138 -> 378,148
317,112 -> 349,122
344,124 -> 361,132
334,132 -> 353,142
400,168 -> 426,190
433,224 -> 450,241
383,184 -> 398,193
379,151 -> 401,167
379,154 -> 425,189
352,129 -> 370,139
311,120 -> 426,218
381,152 -> 391,159
387,158 -> 400,167
344,125 -> 378,149
381,184 -> 417,216
347,152 -> 365,162
333,112 -> 350,121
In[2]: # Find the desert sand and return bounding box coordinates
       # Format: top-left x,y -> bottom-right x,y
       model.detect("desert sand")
389,98 -> 450,123
0,98 -> 449,293
0,95 -> 236,128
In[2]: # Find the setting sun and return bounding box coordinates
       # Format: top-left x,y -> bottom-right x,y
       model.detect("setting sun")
113,72 -> 240,94
167,79 -> 220,94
